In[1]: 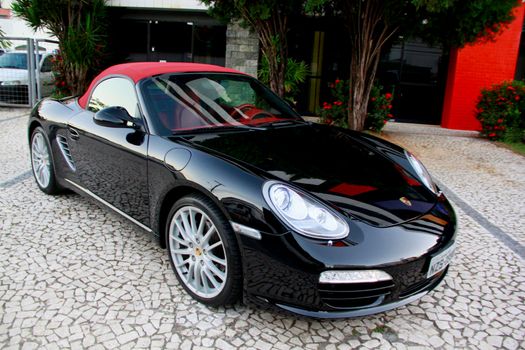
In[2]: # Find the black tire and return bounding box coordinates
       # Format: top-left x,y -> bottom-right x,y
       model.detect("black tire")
165,193 -> 242,306
30,127 -> 60,195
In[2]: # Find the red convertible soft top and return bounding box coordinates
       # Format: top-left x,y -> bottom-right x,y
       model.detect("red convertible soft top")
78,62 -> 245,108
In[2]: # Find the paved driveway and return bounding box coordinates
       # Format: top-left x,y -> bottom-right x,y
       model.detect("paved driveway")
0,110 -> 524,349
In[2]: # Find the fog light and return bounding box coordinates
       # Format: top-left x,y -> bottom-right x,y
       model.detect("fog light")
319,270 -> 392,284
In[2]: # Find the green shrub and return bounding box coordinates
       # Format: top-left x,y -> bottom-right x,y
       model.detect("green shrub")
50,53 -> 70,98
365,86 -> 394,132
318,79 -> 349,128
318,80 -> 394,132
259,57 -> 309,104
476,80 -> 525,142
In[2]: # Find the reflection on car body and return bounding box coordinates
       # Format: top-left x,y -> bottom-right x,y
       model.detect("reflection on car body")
28,62 -> 457,318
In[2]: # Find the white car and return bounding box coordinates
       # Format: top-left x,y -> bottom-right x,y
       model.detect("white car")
0,51 -> 55,104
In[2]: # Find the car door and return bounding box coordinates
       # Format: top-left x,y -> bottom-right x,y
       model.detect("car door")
39,55 -> 54,97
68,77 -> 151,227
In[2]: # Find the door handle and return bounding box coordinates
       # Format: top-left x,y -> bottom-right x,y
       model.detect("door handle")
68,127 -> 80,140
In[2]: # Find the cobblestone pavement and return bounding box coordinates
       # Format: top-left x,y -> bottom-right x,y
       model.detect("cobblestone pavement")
0,109 -> 31,183
0,111 -> 524,349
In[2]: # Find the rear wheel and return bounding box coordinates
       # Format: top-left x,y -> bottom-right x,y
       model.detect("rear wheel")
30,127 -> 59,194
166,194 -> 242,306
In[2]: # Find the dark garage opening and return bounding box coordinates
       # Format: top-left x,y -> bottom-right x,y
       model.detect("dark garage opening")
107,8 -> 226,66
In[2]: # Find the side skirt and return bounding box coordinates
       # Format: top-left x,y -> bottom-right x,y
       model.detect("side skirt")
64,178 -> 153,233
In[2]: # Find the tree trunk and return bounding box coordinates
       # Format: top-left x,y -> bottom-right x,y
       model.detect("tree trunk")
264,48 -> 286,97
348,46 -> 380,131
258,22 -> 287,97
240,7 -> 288,97
61,55 -> 86,96
345,0 -> 397,131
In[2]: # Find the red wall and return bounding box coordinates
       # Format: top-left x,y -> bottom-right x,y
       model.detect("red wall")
441,4 -> 525,130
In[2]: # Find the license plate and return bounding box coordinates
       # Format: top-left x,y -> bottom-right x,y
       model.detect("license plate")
427,243 -> 455,278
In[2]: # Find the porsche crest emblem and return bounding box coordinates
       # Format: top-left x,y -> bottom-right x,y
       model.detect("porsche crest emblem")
399,197 -> 412,206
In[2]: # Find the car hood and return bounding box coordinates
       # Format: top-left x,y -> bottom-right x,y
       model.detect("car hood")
0,68 -> 28,82
179,123 -> 437,228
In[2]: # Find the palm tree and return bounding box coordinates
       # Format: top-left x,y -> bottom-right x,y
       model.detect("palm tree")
12,0 -> 107,95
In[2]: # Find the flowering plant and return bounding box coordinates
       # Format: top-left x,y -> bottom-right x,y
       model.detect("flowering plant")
50,53 -> 71,98
365,86 -> 394,132
318,79 -> 349,128
319,79 -> 394,132
476,80 -> 525,142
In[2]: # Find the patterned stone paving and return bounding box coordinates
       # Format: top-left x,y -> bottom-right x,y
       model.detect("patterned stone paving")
0,111 -> 524,349
0,108 -> 31,184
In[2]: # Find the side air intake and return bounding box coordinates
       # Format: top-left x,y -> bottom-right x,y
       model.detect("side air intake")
56,135 -> 76,171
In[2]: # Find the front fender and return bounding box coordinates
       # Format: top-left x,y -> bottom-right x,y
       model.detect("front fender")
147,135 -> 289,246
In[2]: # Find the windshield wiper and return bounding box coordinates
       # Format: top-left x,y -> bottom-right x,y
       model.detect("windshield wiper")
253,119 -> 308,128
0,65 -> 23,69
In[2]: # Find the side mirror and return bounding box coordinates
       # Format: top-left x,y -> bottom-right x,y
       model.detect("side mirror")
94,106 -> 136,128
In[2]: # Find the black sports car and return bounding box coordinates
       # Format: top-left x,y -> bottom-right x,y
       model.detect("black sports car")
28,62 -> 457,318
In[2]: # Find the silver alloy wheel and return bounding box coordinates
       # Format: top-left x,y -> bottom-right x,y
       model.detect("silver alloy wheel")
169,206 -> 228,298
31,132 -> 51,188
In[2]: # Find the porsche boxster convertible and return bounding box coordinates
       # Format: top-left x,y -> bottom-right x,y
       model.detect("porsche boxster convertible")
28,62 -> 456,318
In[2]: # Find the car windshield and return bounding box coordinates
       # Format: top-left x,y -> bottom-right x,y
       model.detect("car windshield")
0,53 -> 28,69
140,73 -> 302,135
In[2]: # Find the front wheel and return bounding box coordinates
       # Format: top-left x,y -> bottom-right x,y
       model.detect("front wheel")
166,194 -> 242,306
30,127 -> 59,194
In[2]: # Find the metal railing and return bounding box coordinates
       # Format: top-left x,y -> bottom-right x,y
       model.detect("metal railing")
0,37 -> 59,108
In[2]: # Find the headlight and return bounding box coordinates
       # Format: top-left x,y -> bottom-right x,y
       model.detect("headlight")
263,181 -> 349,239
405,150 -> 437,194
1,80 -> 23,86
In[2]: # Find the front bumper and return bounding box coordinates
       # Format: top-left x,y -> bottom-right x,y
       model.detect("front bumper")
237,197 -> 457,318
275,268 -> 446,318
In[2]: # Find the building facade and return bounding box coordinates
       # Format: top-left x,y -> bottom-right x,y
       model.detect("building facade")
105,0 -> 525,131
105,0 -> 258,76
3,0 -> 524,131
441,4 -> 525,130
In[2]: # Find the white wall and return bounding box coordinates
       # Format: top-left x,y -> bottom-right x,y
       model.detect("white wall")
0,0 -> 56,41
106,0 -> 207,10
0,18 -> 55,40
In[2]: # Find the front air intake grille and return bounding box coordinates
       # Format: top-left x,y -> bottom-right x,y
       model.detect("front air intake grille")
56,135 -> 76,171
399,268 -> 447,299
319,281 -> 394,309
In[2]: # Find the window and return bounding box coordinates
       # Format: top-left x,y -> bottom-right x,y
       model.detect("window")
140,73 -> 301,135
88,77 -> 139,118
0,53 -> 27,69
40,55 -> 53,72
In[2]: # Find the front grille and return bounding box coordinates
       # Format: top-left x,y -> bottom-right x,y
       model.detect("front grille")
319,280 -> 394,309
56,135 -> 76,171
399,268 -> 447,298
